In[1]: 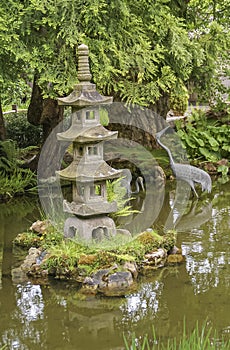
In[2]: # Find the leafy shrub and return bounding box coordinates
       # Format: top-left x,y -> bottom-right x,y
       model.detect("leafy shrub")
0,140 -> 21,173
0,140 -> 37,200
0,170 -> 37,199
175,109 -> 230,175
0,139 -> 37,173
169,84 -> 189,115
5,112 -> 42,148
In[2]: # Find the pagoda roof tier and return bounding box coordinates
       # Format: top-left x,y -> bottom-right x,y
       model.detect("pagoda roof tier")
56,160 -> 122,182
57,82 -> 113,107
63,199 -> 117,217
57,124 -> 118,142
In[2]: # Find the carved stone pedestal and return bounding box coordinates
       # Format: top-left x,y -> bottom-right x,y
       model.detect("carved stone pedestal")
64,216 -> 116,242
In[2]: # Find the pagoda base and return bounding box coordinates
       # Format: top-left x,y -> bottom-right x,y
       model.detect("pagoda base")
64,215 -> 117,242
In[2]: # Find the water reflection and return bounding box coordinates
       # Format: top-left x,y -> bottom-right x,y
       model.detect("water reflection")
0,182 -> 229,349
0,231 -> 3,289
15,284 -> 44,322
0,281 -> 46,350
121,279 -> 163,325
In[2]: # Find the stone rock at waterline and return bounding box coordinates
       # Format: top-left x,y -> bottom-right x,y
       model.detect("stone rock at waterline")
81,269 -> 134,296
21,247 -> 42,271
123,261 -> 138,279
98,271 -> 134,296
81,268 -> 107,289
143,248 -> 167,266
81,266 -> 117,294
82,276 -> 100,294
92,267 -> 115,283
139,248 -> 168,275
167,254 -> 185,264
168,245 -> 181,255
167,245 -> 185,264
30,220 -> 50,234
11,247 -> 45,283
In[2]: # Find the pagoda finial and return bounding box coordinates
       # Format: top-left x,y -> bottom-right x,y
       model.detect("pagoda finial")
77,44 -> 92,82
57,43 -> 113,106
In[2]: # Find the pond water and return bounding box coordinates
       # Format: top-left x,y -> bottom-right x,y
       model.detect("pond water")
0,180 -> 229,349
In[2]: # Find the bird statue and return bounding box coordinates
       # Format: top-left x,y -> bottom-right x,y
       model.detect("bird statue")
119,168 -> 145,196
156,126 -> 212,197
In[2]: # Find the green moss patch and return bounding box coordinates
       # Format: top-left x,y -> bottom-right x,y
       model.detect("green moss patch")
13,224 -> 177,279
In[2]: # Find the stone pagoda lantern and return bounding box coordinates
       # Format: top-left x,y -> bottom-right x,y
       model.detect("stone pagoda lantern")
56,44 -> 122,241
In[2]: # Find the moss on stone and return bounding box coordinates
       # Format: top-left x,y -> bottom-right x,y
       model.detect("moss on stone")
13,223 -> 178,288
14,232 -> 42,248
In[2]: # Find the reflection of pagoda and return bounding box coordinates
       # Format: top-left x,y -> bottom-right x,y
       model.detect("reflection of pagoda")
56,44 -> 121,241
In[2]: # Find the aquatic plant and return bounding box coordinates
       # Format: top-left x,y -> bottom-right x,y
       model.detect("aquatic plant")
124,320 -> 230,350
0,345 -> 7,350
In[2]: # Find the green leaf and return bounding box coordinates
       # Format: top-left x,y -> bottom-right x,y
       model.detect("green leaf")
193,135 -> 204,147
199,147 -> 219,162
217,164 -> 229,176
222,145 -> 230,152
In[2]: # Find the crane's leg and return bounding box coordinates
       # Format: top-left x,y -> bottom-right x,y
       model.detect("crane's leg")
188,180 -> 199,198
193,188 -> 199,198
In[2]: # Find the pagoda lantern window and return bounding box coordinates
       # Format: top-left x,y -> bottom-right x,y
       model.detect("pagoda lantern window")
87,145 -> 98,156
86,110 -> 96,120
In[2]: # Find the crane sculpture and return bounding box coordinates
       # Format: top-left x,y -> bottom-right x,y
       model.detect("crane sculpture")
156,126 -> 212,197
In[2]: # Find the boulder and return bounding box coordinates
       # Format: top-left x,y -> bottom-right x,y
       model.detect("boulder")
123,261 -> 138,279
98,271 -> 134,296
143,248 -> 167,266
29,220 -> 50,234
81,268 -> 135,297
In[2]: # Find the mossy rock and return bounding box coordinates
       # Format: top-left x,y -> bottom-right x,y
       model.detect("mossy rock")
78,254 -> 98,265
13,232 -> 42,248
161,231 -> 177,251
13,221 -> 179,296
167,254 -> 185,264
135,230 -> 162,246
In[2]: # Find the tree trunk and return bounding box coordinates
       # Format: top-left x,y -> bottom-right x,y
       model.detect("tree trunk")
26,74 -> 64,172
41,98 -> 64,141
106,94 -> 169,150
0,97 -> 6,141
149,90 -> 170,119
27,74 -> 44,126
27,74 -> 64,141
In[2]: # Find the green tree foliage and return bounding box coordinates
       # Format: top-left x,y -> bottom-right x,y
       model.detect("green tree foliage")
0,1 -> 197,107
0,1 -> 33,107
0,0 -> 230,115
186,0 -> 230,102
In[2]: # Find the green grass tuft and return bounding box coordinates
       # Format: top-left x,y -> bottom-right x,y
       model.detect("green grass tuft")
124,320 -> 230,350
